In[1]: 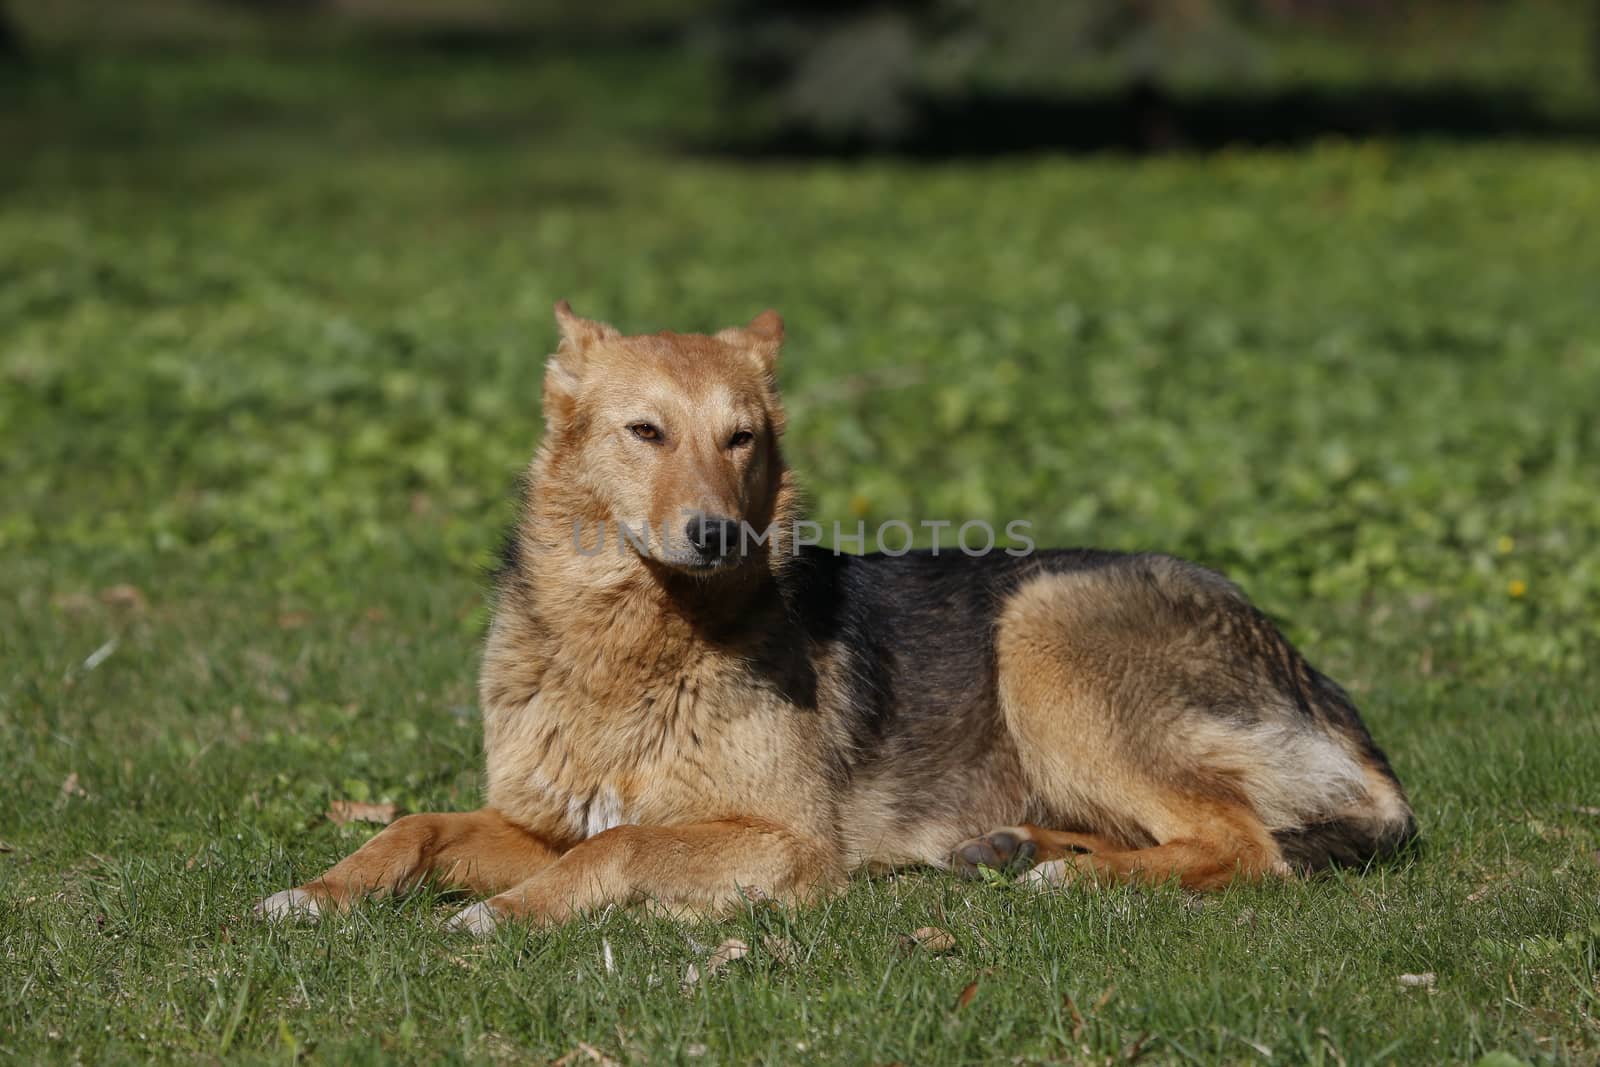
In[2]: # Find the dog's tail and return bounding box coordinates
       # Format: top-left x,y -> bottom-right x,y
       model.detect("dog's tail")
1272,809 -> 1418,873
1272,670 -> 1420,873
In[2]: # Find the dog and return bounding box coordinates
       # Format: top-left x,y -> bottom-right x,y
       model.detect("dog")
258,303 -> 1416,933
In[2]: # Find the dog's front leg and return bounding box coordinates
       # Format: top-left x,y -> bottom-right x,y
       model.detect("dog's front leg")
257,807 -> 561,921
446,818 -> 842,934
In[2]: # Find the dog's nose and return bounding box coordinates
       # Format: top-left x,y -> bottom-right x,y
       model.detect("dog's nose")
684,513 -> 741,560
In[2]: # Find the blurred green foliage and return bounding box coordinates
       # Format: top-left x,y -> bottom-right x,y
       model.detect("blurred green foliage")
3,45 -> 1597,671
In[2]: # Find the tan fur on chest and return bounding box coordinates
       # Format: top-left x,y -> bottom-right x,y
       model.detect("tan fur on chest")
482,614 -> 823,846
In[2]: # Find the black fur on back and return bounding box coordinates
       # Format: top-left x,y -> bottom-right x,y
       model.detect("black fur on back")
774,547 -> 1142,817
773,546 -> 1415,871
780,546 -> 1130,749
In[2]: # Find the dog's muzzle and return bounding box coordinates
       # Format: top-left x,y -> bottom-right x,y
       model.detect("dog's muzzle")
683,512 -> 743,566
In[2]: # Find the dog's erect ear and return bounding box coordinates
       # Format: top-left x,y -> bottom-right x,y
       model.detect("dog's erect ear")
716,309 -> 784,374
554,300 -> 618,352
551,300 -> 618,374
545,300 -> 618,416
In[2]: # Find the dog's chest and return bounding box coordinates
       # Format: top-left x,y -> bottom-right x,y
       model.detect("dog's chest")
485,656 -> 817,844
490,730 -> 657,844
485,681 -> 730,843
523,770 -> 632,840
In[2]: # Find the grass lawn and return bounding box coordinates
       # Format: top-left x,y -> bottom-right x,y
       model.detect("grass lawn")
3,40 -> 1600,1065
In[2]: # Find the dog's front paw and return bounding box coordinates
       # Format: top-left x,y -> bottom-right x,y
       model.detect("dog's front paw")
446,900 -> 502,937
1021,859 -> 1075,892
255,887 -> 324,922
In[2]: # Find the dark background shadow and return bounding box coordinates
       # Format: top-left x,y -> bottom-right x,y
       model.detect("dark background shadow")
714,81 -> 1600,159
3,0 -> 1599,159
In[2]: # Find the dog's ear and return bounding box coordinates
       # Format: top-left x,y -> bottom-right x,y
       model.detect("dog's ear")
545,300 -> 618,421
716,309 -> 784,374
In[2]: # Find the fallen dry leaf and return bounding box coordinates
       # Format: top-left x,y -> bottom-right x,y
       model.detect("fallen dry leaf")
277,611 -> 311,630
903,926 -> 956,953
954,980 -> 980,1010
1397,972 -> 1437,992
0,840 -> 14,853
326,800 -> 400,826
551,1042 -> 620,1067
679,932 -> 790,988
704,937 -> 750,977
1064,993 -> 1086,1040
99,584 -> 147,611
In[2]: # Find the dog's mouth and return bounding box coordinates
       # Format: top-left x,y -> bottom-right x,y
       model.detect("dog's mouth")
652,549 -> 750,576
610,531 -> 751,576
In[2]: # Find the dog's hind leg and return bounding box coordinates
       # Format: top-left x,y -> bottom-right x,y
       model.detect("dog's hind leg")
1021,797 -> 1291,891
951,810 -> 1287,890
985,566 -> 1314,892
256,807 -> 559,921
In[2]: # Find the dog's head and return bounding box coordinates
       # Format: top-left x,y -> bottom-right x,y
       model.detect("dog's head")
538,301 -> 790,574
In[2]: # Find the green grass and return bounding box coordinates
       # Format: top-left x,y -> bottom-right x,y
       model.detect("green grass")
3,42 -> 1600,1065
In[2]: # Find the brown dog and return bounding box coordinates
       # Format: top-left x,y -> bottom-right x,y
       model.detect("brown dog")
258,303 -> 1416,933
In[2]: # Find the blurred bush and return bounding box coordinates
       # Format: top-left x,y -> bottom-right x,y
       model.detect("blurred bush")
3,0 -> 721,50
715,0 -> 1239,142
713,0 -> 1600,150
7,1 -> 1596,152
0,2 -> 21,59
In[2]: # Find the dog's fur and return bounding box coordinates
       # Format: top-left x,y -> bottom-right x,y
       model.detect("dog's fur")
258,304 -> 1416,932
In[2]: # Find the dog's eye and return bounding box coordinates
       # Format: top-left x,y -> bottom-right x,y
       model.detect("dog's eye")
728,430 -> 756,449
630,423 -> 663,442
